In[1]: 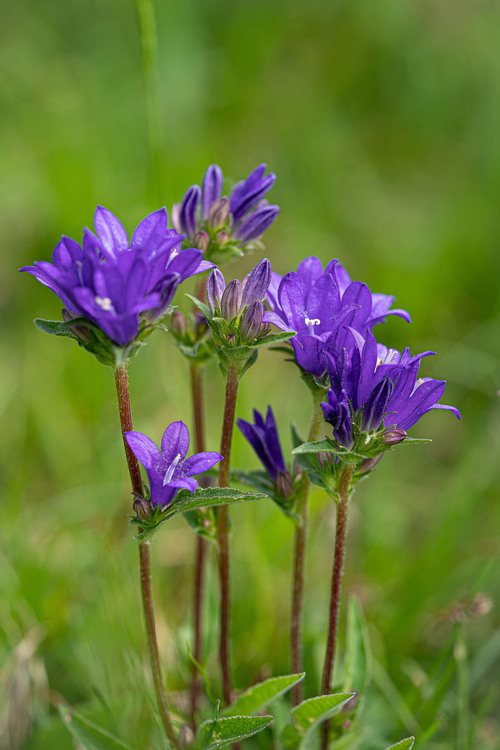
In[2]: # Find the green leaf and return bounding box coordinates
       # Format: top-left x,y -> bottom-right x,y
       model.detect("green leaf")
292,693 -> 355,750
397,437 -> 432,445
194,715 -> 273,749
185,294 -> 212,320
385,738 -> 415,750
344,597 -> 371,703
292,440 -> 365,462
35,318 -> 78,338
221,673 -> 305,717
58,705 -> 133,750
133,487 -> 267,541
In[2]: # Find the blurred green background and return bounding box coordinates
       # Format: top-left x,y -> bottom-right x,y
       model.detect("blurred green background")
1,0 -> 499,748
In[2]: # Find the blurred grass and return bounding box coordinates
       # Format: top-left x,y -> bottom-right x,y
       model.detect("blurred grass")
1,0 -> 500,747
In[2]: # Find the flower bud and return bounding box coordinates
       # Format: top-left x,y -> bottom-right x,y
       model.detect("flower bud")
234,205 -> 280,242
362,377 -> 394,432
383,428 -> 407,446
201,164 -> 223,220
241,258 -> 272,307
170,202 -> 182,233
208,197 -> 231,230
206,268 -> 226,313
193,230 -> 210,253
133,496 -> 152,520
194,313 -> 209,340
220,279 -> 243,321
179,185 -> 201,237
276,470 -> 294,500
226,333 -> 236,346
169,310 -> 187,336
357,454 -> 383,474
240,300 -> 264,341
217,231 -> 229,246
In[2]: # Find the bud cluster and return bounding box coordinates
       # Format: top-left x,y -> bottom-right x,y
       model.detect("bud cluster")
172,164 -> 280,262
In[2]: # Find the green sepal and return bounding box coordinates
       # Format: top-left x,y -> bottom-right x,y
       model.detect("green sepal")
130,487 -> 267,542
221,673 -> 305,718
57,705 -> 133,750
193,715 -> 273,749
385,739 -> 415,750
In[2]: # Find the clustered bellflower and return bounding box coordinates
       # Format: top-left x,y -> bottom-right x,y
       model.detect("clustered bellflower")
237,406 -> 287,482
321,330 -> 461,452
21,207 -> 214,347
172,163 -> 280,261
125,421 -> 222,509
265,256 -> 410,377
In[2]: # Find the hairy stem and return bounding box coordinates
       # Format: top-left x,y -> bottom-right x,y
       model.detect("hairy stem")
291,399 -> 323,705
217,362 -> 240,705
114,364 -> 178,749
320,463 -> 355,750
190,363 -> 208,728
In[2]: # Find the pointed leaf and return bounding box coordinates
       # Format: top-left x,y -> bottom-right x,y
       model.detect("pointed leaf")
58,705 -> 133,750
35,318 -> 78,338
194,715 -> 273,749
221,673 -> 305,717
292,440 -> 367,462
396,437 -> 432,445
344,597 -> 371,703
385,739 -> 415,750
185,293 -> 212,320
292,693 -> 355,750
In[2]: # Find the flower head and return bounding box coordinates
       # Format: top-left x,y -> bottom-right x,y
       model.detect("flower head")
125,421 -> 222,509
237,406 -> 287,481
321,330 -> 461,449
21,207 -> 214,347
265,256 -> 411,377
172,164 -> 280,261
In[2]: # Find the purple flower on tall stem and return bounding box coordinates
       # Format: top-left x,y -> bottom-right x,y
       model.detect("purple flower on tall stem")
21,207 -> 214,347
125,421 -> 222,509
265,256 -> 411,377
237,406 -> 287,482
172,164 -> 280,259
321,330 -> 461,447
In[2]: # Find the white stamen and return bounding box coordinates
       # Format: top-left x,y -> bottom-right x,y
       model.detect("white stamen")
95,296 -> 113,311
170,248 -> 179,259
163,453 -> 182,485
305,317 -> 321,331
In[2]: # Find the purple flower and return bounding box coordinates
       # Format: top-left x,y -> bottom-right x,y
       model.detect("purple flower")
21,207 -> 214,347
237,406 -> 287,481
125,421 -> 222,509
264,256 -> 411,377
321,330 -> 460,447
172,163 -> 279,258
321,389 -> 353,449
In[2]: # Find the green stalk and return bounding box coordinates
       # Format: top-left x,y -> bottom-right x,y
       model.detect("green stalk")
114,363 -> 178,749
291,399 -> 323,705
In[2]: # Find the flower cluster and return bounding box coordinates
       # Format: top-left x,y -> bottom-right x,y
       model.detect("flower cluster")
126,421 -> 222,509
265,256 -> 410,377
172,164 -> 280,261
21,207 -> 213,348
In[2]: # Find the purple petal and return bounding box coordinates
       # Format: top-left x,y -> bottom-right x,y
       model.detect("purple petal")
306,275 -> 341,333
94,206 -> 129,259
201,164 -> 224,220
168,477 -> 198,493
167,248 -> 208,282
182,451 -> 223,477
125,431 -> 160,470
430,403 -> 461,419
161,421 -> 190,463
278,273 -> 307,333
262,310 -> 293,332
296,256 -> 324,292
131,208 -> 170,251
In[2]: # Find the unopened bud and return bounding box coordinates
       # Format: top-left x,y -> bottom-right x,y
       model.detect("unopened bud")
178,724 -> 195,750
240,300 -> 264,341
194,313 -> 209,340
62,308 -> 92,341
179,185 -> 200,237
206,268 -> 226,313
226,333 -> 236,346
217,231 -> 229,246
362,377 -> 394,431
194,230 -> 210,253
208,197 -> 231,230
169,310 -> 187,336
276,471 -> 294,500
170,202 -> 182,233
133,496 -> 152,520
241,258 -> 271,307
384,428 -> 407,446
357,454 -> 383,474
220,279 -> 243,321
201,164 -> 223,221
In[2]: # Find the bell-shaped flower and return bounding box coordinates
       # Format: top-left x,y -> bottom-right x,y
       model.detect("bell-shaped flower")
125,421 -> 222,509
21,207 -> 214,347
237,406 -> 287,482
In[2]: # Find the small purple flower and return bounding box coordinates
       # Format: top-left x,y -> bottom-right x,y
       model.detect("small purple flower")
321,389 -> 353,449
237,406 -> 287,482
21,207 -> 214,347
322,331 -> 461,447
172,163 -> 279,258
125,421 -> 222,509
265,256 -> 411,377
